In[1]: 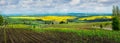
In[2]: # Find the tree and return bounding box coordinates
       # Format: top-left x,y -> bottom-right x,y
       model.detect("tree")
112,17 -> 120,30
0,15 -> 3,25
100,24 -> 103,29
59,21 -> 65,24
112,5 -> 120,31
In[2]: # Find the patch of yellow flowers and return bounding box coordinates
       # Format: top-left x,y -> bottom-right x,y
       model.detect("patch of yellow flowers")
9,16 -> 76,22
9,17 -> 38,20
40,16 -> 76,22
79,16 -> 112,20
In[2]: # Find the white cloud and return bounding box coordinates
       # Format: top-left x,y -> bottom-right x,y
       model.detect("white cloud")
6,5 -> 17,9
98,0 -> 109,2
69,0 -> 80,5
0,0 -> 119,14
0,0 -> 6,5
95,7 -> 106,11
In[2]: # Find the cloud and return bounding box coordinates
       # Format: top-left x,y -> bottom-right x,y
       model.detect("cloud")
0,0 -> 119,14
0,0 -> 7,6
69,0 -> 80,5
98,0 -> 109,2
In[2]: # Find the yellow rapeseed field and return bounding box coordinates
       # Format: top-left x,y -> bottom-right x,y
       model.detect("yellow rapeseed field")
79,16 -> 112,20
9,16 -> 76,22
40,16 -> 76,22
9,17 -> 39,20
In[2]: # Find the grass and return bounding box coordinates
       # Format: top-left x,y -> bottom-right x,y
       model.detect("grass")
4,24 -> 31,29
3,21 -> 112,29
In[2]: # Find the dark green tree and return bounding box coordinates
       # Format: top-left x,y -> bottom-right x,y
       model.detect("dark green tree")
59,21 -> 65,24
112,5 -> 120,30
100,24 -> 103,29
112,17 -> 120,30
0,15 -> 3,25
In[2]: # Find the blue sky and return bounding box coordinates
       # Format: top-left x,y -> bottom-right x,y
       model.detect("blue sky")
0,0 -> 120,14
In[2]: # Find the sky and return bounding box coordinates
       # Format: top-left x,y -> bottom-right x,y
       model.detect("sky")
0,0 -> 120,14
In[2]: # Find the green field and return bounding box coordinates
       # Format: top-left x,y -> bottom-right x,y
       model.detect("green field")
0,16 -> 119,43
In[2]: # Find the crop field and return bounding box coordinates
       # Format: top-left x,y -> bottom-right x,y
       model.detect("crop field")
1,0 -> 120,43
0,16 -> 119,43
9,16 -> 76,22
7,16 -> 113,31
79,16 -> 112,20
3,21 -> 112,30
9,16 -> 112,23
0,27 -> 120,43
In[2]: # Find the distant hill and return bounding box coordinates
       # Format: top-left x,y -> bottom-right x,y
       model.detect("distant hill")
2,13 -> 112,17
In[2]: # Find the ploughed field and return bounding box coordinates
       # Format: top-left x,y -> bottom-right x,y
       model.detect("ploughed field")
0,28 -> 118,43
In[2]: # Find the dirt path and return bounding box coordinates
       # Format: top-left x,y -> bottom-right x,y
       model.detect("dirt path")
92,27 -> 112,30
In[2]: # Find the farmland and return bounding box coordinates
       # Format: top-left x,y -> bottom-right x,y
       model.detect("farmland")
7,16 -> 112,29
0,15 -> 120,43
9,16 -> 76,22
9,16 -> 111,21
0,0 -> 119,43
79,16 -> 112,20
0,27 -> 120,43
